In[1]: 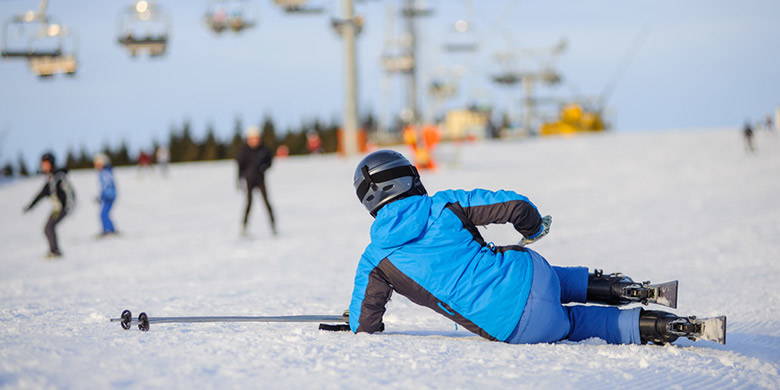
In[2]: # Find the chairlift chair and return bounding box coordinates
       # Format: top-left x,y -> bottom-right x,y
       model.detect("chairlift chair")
442,19 -> 478,53
273,0 -> 325,15
205,0 -> 257,34
429,79 -> 458,100
491,72 -> 521,86
381,54 -> 413,74
1,7 -> 60,59
29,53 -> 77,78
117,0 -> 170,57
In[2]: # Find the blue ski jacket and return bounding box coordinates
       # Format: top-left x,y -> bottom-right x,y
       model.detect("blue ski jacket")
98,166 -> 117,202
349,189 -> 545,341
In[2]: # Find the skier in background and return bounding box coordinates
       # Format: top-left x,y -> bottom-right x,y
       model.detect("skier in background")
347,150 -> 725,345
22,152 -> 76,258
236,126 -> 276,236
94,153 -> 118,237
306,131 -> 323,154
743,121 -> 755,153
155,145 -> 170,176
137,150 -> 153,177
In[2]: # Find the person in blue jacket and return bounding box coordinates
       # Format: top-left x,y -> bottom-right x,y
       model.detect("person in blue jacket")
94,154 -> 118,236
347,150 -> 720,345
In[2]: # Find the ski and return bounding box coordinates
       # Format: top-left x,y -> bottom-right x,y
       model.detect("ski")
588,270 -> 679,309
624,280 -> 679,309
668,315 -> 727,344
111,310 -> 348,331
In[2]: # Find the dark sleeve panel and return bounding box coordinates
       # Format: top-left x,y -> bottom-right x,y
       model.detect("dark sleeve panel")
356,266 -> 393,333
465,200 -> 542,238
26,182 -> 50,211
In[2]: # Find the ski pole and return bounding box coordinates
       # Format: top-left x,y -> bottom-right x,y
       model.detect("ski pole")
111,310 -> 349,332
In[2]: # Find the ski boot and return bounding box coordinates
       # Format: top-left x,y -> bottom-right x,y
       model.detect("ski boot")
587,269 -> 678,308
639,309 -> 727,345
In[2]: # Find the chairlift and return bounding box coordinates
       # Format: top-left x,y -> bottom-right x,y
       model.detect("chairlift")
401,3 -> 434,18
273,0 -> 325,15
539,68 -> 562,85
442,19 -> 478,53
428,79 -> 458,100
205,0 -> 257,34
1,1 -> 56,58
381,52 -> 413,73
491,72 -> 520,86
1,1 -> 79,79
29,52 -> 77,78
117,0 -> 170,58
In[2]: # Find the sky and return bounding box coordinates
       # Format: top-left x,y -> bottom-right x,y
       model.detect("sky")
0,0 -> 778,166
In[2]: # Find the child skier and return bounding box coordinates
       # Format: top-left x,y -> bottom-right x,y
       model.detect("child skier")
94,153 -> 118,236
348,150 -> 725,345
23,153 -> 76,258
236,126 -> 276,236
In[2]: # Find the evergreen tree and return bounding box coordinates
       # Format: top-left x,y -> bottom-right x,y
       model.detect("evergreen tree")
65,149 -> 78,170
77,146 -> 92,169
177,120 -> 199,162
321,120 -> 340,154
114,141 -> 132,166
216,136 -> 228,160
283,127 -> 308,155
168,122 -> 182,162
101,144 -> 114,165
17,154 -> 29,176
261,116 -> 277,152
361,111 -> 377,133
2,162 -> 13,177
200,124 -> 220,161
228,116 -> 244,159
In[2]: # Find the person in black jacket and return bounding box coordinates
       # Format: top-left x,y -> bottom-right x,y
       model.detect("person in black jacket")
743,120 -> 755,153
23,152 -> 76,258
236,127 -> 276,235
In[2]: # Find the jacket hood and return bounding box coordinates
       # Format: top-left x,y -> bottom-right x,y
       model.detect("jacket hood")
370,195 -> 431,249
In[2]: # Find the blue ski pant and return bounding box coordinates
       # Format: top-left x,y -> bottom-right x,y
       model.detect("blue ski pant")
100,199 -> 115,233
506,250 -> 641,345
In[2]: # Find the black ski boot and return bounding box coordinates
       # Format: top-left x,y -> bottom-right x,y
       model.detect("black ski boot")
640,309 -> 682,344
639,309 -> 727,345
587,269 -> 678,308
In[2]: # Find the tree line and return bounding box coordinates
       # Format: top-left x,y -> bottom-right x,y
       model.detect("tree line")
1,114 -> 378,177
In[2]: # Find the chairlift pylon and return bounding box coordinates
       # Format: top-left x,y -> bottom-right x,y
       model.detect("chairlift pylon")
117,0 -> 171,58
205,0 -> 257,34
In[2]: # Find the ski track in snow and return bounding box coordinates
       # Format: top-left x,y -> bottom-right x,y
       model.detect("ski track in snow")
1,129 -> 779,389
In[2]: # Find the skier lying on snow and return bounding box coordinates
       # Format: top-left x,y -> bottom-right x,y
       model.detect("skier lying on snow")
347,150 -> 725,345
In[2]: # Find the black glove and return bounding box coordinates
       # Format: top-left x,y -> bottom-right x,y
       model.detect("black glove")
520,215 -> 552,246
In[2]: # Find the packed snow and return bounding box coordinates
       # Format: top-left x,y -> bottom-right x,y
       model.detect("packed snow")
1,129 -> 779,389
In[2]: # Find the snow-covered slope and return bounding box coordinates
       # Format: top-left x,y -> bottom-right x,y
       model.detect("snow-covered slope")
1,129 -> 779,389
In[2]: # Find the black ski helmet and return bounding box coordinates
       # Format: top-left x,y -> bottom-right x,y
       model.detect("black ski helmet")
353,150 -> 426,217
40,152 -> 56,166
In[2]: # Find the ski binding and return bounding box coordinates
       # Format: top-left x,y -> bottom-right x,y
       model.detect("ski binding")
669,315 -> 727,344
623,280 -> 679,309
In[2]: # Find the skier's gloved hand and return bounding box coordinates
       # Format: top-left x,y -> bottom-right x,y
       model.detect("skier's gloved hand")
520,215 -> 552,246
